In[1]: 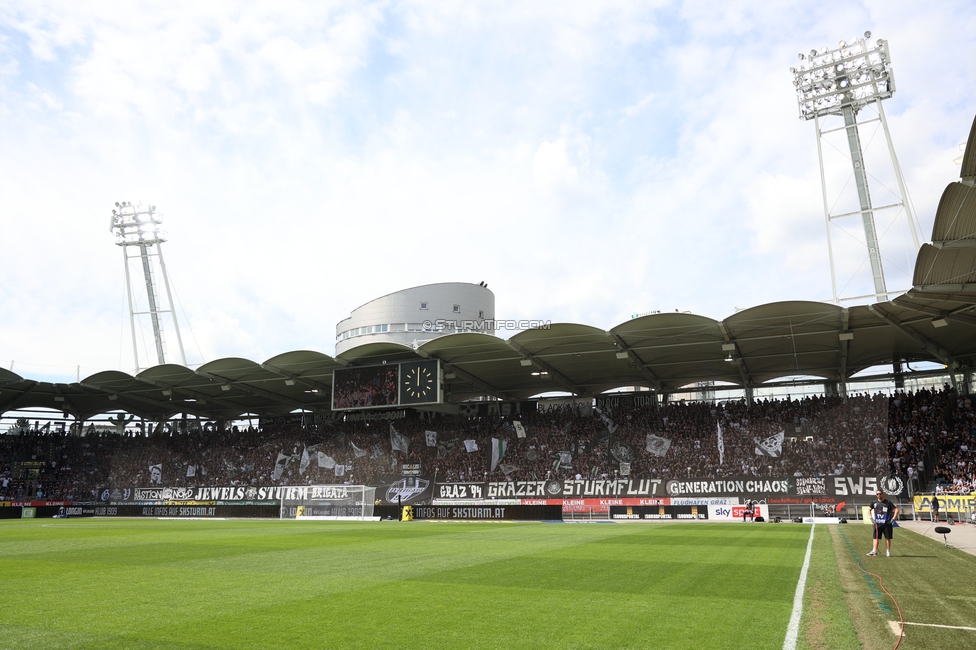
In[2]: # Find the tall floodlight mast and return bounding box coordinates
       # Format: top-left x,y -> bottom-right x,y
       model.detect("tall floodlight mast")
791,32 -> 922,304
110,201 -> 187,372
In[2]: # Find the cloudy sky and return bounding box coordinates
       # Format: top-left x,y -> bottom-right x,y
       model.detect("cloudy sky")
1,0 -> 974,383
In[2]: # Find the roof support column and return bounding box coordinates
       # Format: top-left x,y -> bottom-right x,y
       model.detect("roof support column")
718,322 -> 754,396
893,361 -> 905,390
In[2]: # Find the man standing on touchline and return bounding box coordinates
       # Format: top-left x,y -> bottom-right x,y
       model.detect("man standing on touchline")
867,489 -> 899,557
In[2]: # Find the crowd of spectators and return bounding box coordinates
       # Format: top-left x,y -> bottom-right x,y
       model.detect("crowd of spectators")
2,385 -> 972,502
932,393 -> 976,494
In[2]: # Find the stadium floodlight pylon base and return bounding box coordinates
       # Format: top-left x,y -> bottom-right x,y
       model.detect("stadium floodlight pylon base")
279,485 -> 378,521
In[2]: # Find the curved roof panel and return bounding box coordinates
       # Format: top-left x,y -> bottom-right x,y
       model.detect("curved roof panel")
336,341 -> 421,366
913,244 -> 976,291
932,182 -> 976,244
610,313 -> 733,389
0,368 -> 24,384
724,301 -> 845,383
961,113 -> 976,181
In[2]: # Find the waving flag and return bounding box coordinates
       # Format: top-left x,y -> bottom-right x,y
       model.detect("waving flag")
272,452 -> 289,481
513,421 -> 526,438
299,446 -> 310,475
390,424 -> 409,454
645,434 -> 672,457
317,453 -> 337,469
350,441 -> 367,458
755,431 -> 785,458
490,438 -> 508,473
717,422 -> 725,465
594,407 -> 618,433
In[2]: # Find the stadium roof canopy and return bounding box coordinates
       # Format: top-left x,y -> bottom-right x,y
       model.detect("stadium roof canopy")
3,115 -> 976,423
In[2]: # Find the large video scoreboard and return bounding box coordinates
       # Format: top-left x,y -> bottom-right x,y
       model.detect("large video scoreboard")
331,360 -> 442,410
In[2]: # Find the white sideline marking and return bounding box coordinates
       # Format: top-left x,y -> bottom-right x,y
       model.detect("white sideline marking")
889,620 -> 976,633
783,523 -> 816,650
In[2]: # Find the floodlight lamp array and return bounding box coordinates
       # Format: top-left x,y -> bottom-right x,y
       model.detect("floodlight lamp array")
790,32 -> 893,120
110,201 -> 167,245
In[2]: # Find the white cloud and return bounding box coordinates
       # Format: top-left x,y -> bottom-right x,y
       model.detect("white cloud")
533,139 -> 579,195
0,0 -> 974,381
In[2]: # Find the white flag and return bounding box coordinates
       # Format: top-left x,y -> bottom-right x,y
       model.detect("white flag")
350,441 -> 367,458
717,422 -> 725,465
559,451 -> 573,465
499,464 -> 518,475
299,446 -> 310,475
390,424 -> 409,454
594,407 -> 618,434
490,438 -> 507,473
425,430 -> 437,447
619,462 -> 631,476
272,452 -> 289,481
464,439 -> 478,453
513,421 -> 526,438
645,434 -> 671,457
317,452 -> 336,469
186,465 -> 196,477
755,431 -> 785,458
149,464 -> 162,485
334,464 -> 345,477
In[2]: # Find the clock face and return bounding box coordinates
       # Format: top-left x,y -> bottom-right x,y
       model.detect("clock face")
399,361 -> 439,404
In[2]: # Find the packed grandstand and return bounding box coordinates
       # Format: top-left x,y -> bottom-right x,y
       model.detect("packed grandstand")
2,386 -> 973,506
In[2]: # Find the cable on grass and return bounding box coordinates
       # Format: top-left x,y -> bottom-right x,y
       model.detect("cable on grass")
855,558 -> 905,650
859,521 -> 905,650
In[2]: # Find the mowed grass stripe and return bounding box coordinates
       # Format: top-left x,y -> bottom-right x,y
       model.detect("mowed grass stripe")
830,523 -> 976,650
0,520 -> 812,650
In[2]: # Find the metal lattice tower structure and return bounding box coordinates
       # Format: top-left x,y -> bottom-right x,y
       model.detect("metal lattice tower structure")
791,32 -> 923,304
110,201 -> 186,372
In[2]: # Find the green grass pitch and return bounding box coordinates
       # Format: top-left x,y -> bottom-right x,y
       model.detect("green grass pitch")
6,518 -> 975,649
1,519 -> 817,649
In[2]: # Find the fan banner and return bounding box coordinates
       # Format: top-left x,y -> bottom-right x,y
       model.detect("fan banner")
374,475 -> 435,505
92,474 -> 909,508
430,475 -> 908,500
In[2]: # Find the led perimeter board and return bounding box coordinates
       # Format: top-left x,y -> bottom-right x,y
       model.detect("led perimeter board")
332,359 -> 441,410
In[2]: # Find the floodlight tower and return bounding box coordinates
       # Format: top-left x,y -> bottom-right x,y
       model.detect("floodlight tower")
791,32 -> 922,304
110,201 -> 187,372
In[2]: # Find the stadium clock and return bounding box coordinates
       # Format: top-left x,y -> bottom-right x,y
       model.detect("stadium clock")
399,360 -> 440,405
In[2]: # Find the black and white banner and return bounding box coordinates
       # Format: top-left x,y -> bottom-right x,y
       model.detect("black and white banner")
374,475 -> 435,505
432,474 -> 908,500
98,473 -> 907,508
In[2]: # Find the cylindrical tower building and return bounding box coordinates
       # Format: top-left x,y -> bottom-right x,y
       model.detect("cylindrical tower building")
335,282 -> 495,355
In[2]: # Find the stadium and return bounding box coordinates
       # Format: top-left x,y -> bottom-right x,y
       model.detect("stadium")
3,8 -> 976,650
